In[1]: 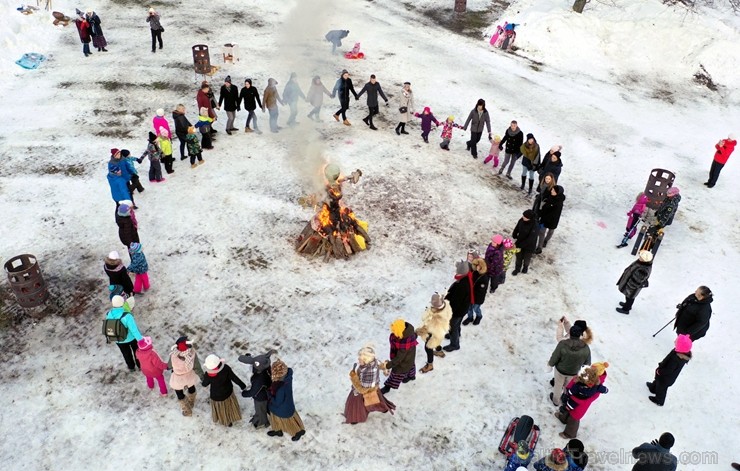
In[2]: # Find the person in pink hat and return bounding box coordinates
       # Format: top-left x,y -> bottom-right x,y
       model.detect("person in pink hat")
484,234 -> 506,294
135,336 -> 169,396
646,334 -> 692,406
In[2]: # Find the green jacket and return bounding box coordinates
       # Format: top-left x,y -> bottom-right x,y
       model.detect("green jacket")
548,338 -> 591,375
520,142 -> 541,170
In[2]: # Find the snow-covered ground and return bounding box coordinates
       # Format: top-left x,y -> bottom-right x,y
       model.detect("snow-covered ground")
1,0 -> 739,469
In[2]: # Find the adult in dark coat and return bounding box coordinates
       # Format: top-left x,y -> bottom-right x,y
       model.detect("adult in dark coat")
673,286 -> 713,340
498,120 -> 525,178
356,74 -> 388,130
239,350 -> 276,428
115,203 -> 140,248
86,10 -> 107,52
239,79 -> 263,133
104,251 -> 134,296
266,360 -> 306,441
201,356 -> 247,427
462,99 -> 492,159
512,209 -> 538,275
537,185 -> 565,253
331,69 -> 359,125
539,146 -> 563,182
74,14 -> 92,57
646,335 -> 692,406
616,250 -> 653,314
325,29 -> 349,53
218,76 -> 240,134
631,432 -> 678,471
172,104 -> 192,160
443,261 -> 473,352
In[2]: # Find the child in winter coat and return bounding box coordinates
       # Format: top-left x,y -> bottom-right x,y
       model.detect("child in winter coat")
485,234 -> 506,293
413,107 -> 440,143
152,108 -> 172,138
534,449 -> 569,471
127,242 -> 149,294
115,202 -> 140,249
556,363 -> 608,439
239,349 -> 277,428
135,336 -> 169,396
202,355 -> 247,427
140,131 -> 164,182
380,319 -> 418,392
504,441 -> 534,471
617,193 -> 649,248
464,257 -> 489,326
561,366 -> 608,411
185,126 -> 204,168
195,107 -> 214,150
106,295 -> 144,371
104,250 -> 134,296
267,358 -> 306,441
483,135 -> 502,167
416,293 -> 452,374
646,334 -> 692,406
439,116 -> 463,150
168,336 -> 203,417
157,128 -> 174,175
119,149 -> 145,194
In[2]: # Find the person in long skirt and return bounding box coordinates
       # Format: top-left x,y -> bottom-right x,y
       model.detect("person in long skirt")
344,345 -> 395,424
201,354 -> 246,427
86,10 -> 108,52
267,359 -> 306,441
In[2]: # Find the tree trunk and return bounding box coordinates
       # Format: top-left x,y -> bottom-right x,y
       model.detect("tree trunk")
454,0 -> 467,13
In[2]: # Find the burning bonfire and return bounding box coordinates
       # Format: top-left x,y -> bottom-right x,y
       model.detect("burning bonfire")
296,164 -> 371,259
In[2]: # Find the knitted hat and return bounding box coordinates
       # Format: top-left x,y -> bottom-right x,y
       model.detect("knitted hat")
573,320 -> 588,331
341,69 -> 349,75
108,250 -> 121,261
447,115 -> 454,121
638,250 -> 653,263
137,336 -> 153,350
591,361 -> 609,376
492,234 -> 504,245
675,334 -> 692,353
666,187 -> 680,196
175,336 -> 190,351
129,242 -> 142,253
455,260 -> 470,276
658,432 -> 675,449
550,145 -> 563,153
390,319 -> 406,338
225,75 -> 232,83
203,354 -> 223,372
155,108 -> 164,117
121,149 -> 130,158
423,106 -> 431,113
569,325 -> 584,338
430,292 -> 445,310
547,448 -> 567,466
110,148 -> 120,156
148,131 -> 157,142
111,295 -> 125,308
158,127 -> 168,137
523,209 -> 535,219
403,81 -> 411,85
148,7 -> 155,13
526,133 -> 535,141
271,358 -> 288,381
109,284 -> 124,299
117,204 -> 131,217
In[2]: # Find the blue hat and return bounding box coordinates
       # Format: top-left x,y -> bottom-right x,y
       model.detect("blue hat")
117,204 -> 131,216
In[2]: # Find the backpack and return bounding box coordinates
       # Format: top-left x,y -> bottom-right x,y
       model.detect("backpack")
199,123 -> 211,134
103,311 -> 130,343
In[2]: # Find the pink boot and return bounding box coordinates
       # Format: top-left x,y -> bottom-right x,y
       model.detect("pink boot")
483,155 -> 493,164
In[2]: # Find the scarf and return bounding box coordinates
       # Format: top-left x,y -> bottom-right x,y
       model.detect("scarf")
454,272 -> 475,304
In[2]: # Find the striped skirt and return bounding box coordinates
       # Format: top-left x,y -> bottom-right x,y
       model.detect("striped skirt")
210,392 -> 242,426
269,412 -> 305,437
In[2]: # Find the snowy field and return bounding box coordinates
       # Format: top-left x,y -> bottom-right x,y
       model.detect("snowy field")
1,0 -> 739,469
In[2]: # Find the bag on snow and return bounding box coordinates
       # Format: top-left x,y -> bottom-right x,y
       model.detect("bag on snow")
102,312 -> 130,343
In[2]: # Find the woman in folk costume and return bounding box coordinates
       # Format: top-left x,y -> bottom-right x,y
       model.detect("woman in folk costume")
380,319 -> 418,394
201,354 -> 246,427
267,358 -> 306,441
344,344 -> 395,424
168,336 -> 204,417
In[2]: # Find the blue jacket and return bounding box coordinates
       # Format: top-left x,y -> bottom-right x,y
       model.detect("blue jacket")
122,157 -> 138,177
127,251 -> 148,274
105,307 -> 142,344
107,169 -> 131,202
268,368 -> 296,418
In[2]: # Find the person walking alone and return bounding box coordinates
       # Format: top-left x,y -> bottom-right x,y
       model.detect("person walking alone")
705,133 -> 736,188
146,8 -> 164,53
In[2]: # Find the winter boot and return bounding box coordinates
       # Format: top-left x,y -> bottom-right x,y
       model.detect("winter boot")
528,179 -> 534,195
179,399 -> 192,417
362,116 -> 370,126
343,119 -> 352,126
400,123 -> 409,134
333,114 -> 340,122
267,430 -> 284,437
395,123 -> 402,135
186,391 -> 197,408
520,176 -> 526,190
291,430 -> 306,442
433,349 -> 446,358
380,385 -> 391,394
420,363 -> 434,374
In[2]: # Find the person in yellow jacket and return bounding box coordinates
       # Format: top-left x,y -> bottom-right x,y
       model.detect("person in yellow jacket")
157,127 -> 175,174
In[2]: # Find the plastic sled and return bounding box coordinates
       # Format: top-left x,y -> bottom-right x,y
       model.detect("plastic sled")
344,42 -> 365,59
16,53 -> 47,70
498,415 -> 540,457
490,22 -> 507,46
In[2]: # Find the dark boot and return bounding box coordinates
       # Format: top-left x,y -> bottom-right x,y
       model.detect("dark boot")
400,123 -> 409,134
528,179 -> 534,195
520,176 -> 526,190
395,123 -> 401,135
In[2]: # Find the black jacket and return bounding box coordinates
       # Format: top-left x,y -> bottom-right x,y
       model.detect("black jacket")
332,77 -> 358,103
513,218 -> 538,253
539,152 -> 563,180
673,294 -> 713,340
445,276 -> 472,318
472,271 -> 490,305
357,81 -> 388,107
115,214 -> 139,247
654,350 -> 691,388
104,263 -> 134,295
172,111 -> 191,137
202,364 -> 247,401
218,84 -> 240,112
631,442 -> 678,471
499,128 -> 524,154
539,186 -> 565,229
239,85 -> 263,111
242,369 -> 271,402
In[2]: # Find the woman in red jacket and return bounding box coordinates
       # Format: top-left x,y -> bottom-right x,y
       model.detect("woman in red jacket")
706,133 -> 736,188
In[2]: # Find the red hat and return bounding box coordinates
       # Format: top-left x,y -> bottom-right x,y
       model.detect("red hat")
111,148 -> 120,155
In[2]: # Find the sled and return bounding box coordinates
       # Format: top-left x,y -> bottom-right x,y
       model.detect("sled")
344,42 -> 365,60
490,22 -> 507,46
15,53 -> 47,70
498,415 -> 540,457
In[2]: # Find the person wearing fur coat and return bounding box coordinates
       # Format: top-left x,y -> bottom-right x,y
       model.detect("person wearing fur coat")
168,336 -> 204,417
344,345 -> 395,423
416,293 -> 452,374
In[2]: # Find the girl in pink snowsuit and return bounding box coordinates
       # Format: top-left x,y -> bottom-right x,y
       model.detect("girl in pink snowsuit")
135,336 -> 169,396
617,193 -> 649,248
439,116 -> 463,150
484,135 -> 502,167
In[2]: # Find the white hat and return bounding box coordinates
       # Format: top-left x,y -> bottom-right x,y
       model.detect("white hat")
111,295 -> 125,308
204,354 -> 223,371
638,250 -> 653,263
148,8 -> 155,13
108,251 -> 120,260
156,108 -> 165,117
